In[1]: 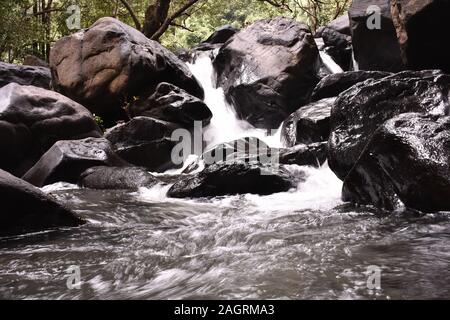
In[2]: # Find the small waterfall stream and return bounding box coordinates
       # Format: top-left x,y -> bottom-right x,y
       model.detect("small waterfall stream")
3,44 -> 450,301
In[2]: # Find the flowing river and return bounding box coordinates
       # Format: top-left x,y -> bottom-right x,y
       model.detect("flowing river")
1,54 -> 450,300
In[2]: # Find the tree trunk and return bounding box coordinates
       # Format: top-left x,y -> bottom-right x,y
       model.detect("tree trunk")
143,0 -> 171,39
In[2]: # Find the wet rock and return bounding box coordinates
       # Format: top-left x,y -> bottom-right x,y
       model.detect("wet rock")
0,61 -> 51,89
50,17 -> 203,125
391,0 -> 450,73
22,138 -> 127,187
311,71 -> 392,101
343,113 -> 450,213
79,166 -> 158,190
327,15 -> 351,35
0,168 -> 84,237
0,83 -> 102,176
105,116 -> 181,172
328,70 -> 450,180
214,17 -> 320,129
282,98 -> 335,147
168,162 -> 299,198
202,25 -> 238,44
349,0 -> 404,72
279,142 -> 327,167
128,82 -> 212,127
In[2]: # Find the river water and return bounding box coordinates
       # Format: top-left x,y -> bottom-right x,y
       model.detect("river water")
1,55 -> 450,300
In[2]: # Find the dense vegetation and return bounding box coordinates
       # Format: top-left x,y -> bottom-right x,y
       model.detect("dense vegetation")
0,0 -> 350,63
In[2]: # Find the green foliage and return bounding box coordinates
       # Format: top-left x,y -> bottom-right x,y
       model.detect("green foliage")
0,0 -> 350,63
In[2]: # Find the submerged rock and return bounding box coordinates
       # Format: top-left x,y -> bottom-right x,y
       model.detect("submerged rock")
128,82 -> 212,127
391,0 -> 450,73
79,166 -> 158,190
343,113 -> 450,213
105,117 -> 180,172
282,98 -> 335,147
0,61 -> 51,89
22,138 -> 127,187
50,17 -> 203,124
311,71 -> 391,101
168,162 -> 299,198
214,17 -> 319,129
349,0 -> 404,72
279,142 -> 328,167
328,70 -> 450,180
0,168 -> 84,237
0,83 -> 102,176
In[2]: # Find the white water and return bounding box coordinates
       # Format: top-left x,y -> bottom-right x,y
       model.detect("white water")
187,54 -> 283,149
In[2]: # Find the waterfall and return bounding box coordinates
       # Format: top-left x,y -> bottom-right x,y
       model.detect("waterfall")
187,53 -> 283,150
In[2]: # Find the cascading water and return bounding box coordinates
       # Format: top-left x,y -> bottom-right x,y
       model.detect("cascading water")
186,52 -> 283,149
2,47 -> 450,301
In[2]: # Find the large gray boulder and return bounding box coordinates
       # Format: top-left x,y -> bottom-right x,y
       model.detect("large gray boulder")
0,168 -> 84,237
214,17 -> 320,129
0,83 -> 102,176
0,61 -> 51,89
50,17 -> 204,125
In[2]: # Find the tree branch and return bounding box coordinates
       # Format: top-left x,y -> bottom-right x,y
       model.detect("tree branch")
151,0 -> 201,41
118,0 -> 141,31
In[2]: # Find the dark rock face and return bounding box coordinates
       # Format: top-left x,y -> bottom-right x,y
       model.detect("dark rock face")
0,61 -> 51,89
50,17 -> 203,124
0,83 -> 102,176
320,27 -> 352,71
311,71 -> 391,101
327,15 -> 351,35
214,17 -> 320,129
168,162 -> 299,198
202,25 -> 238,44
391,0 -> 450,73
128,82 -> 212,127
349,0 -> 404,72
279,142 -> 328,167
343,113 -> 450,213
328,70 -> 450,180
0,168 -> 84,237
105,116 -> 180,172
282,98 -> 335,147
22,138 -> 127,187
79,166 -> 158,190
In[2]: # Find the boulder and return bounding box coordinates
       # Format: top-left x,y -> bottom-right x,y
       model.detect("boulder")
320,27 -> 352,71
0,61 -> 51,89
0,83 -> 102,176
168,162 -> 299,198
311,71 -> 391,101
22,138 -> 127,187
279,142 -> 328,167
349,0 -> 404,72
328,70 -> 450,180
79,166 -> 158,190
0,168 -> 84,237
391,0 -> 450,73
281,98 -> 335,147
343,113 -> 450,212
105,116 -> 181,172
327,15 -> 351,35
23,55 -> 49,68
50,17 -> 203,125
213,17 -> 320,129
128,82 -> 212,127
202,25 -> 239,44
